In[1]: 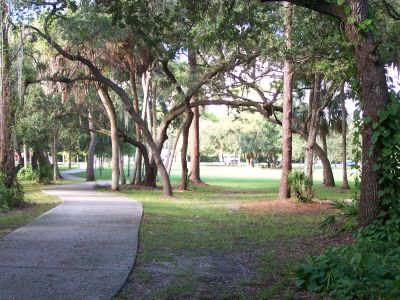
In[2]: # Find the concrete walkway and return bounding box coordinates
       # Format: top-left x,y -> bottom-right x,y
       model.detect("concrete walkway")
0,169 -> 143,300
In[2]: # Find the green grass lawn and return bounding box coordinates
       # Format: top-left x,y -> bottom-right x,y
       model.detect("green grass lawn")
0,182 -> 60,238
75,163 -> 353,299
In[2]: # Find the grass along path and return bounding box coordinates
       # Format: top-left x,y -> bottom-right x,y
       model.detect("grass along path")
0,182 -> 61,238
76,164 -> 353,299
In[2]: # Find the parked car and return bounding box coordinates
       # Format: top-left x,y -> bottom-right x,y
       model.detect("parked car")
346,160 -> 356,167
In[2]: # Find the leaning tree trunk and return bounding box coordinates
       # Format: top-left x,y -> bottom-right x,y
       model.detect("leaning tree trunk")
314,143 -> 335,187
340,82 -> 350,189
0,2 -> 15,188
97,85 -> 120,191
180,110 -> 194,190
188,48 -> 203,184
278,1 -> 294,199
168,126 -> 182,175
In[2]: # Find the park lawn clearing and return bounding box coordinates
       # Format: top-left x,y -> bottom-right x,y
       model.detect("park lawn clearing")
0,182 -> 60,238
76,164 -> 354,299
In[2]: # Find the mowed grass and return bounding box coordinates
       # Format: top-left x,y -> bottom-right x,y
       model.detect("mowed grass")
76,163 -> 354,299
0,182 -> 60,238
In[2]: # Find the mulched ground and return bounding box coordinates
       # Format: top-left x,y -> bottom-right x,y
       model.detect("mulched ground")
239,199 -> 334,215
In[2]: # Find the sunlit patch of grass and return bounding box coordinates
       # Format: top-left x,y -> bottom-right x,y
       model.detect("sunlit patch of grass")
0,182 -> 60,238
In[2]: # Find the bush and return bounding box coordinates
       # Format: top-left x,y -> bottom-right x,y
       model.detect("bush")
18,164 -> 52,183
0,173 -> 24,212
17,165 -> 38,181
288,170 -> 313,202
295,222 -> 400,299
38,164 -> 53,184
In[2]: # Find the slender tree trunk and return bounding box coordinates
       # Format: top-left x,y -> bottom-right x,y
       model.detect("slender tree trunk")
130,73 -> 141,185
68,147 -> 72,169
119,145 -> 126,185
340,82 -> 350,189
164,129 -> 174,170
23,143 -> 29,167
86,111 -> 97,181
320,129 -> 328,185
279,1 -> 294,199
188,49 -> 203,184
168,126 -> 182,175
52,132 -> 62,182
97,85 -> 120,191
0,3 -> 15,188
304,73 -> 322,186
133,73 -> 150,185
152,81 -> 157,139
180,110 -> 194,190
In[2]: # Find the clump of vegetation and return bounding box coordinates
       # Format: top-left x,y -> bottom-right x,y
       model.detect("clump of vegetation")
296,222 -> 400,299
17,165 -> 38,182
17,164 -> 52,184
0,173 -> 24,212
37,164 -> 53,184
320,199 -> 358,232
288,170 -> 313,202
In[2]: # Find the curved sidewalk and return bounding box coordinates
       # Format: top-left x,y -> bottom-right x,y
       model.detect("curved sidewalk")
0,169 -> 143,300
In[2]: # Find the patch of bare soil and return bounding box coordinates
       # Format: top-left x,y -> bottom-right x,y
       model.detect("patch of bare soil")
235,199 -> 334,215
120,251 -> 258,300
118,232 -> 353,300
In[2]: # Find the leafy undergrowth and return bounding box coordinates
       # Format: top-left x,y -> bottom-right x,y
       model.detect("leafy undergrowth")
115,183 -> 352,300
0,182 -> 60,238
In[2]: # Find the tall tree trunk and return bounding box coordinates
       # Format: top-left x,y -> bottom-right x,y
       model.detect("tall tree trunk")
314,143 -> 335,187
0,2 -> 15,188
152,81 -> 157,139
304,73 -> 322,186
279,1 -> 294,199
320,129 -> 328,185
52,132 -> 62,182
187,48 -> 203,184
23,143 -> 29,167
68,147 -> 72,169
133,73 -> 150,185
180,110 -> 194,190
97,85 -> 120,191
129,73 -> 141,185
345,0 -> 389,226
119,145 -> 126,185
168,126 -> 182,175
340,82 -> 350,189
86,111 -> 97,181
164,129 -> 174,170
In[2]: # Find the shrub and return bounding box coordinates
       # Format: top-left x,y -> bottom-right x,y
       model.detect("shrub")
0,173 -> 24,212
18,164 -> 52,183
295,222 -> 400,299
38,164 -> 53,184
17,165 -> 38,181
320,199 -> 358,232
288,170 -> 313,202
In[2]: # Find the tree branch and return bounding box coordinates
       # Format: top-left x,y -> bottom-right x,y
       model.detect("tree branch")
260,0 -> 344,20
